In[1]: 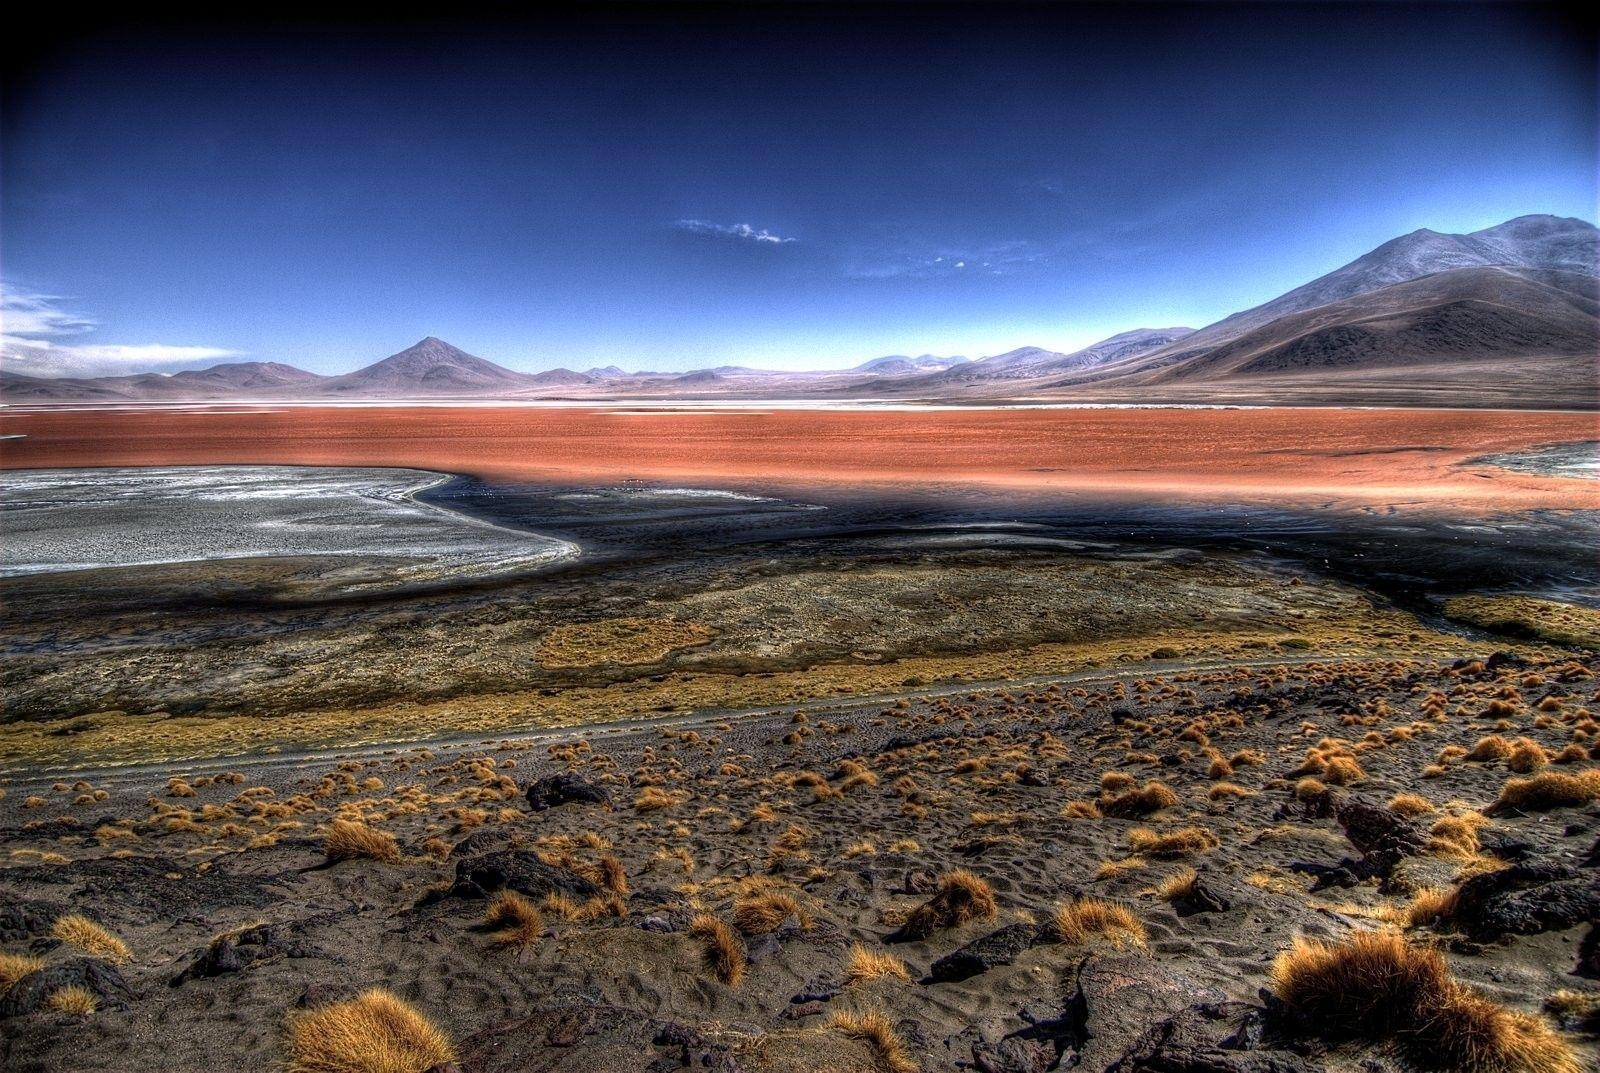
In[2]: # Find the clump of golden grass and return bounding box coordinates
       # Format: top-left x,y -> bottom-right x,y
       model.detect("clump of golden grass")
0,952 -> 45,993
1270,930 -> 1578,1073
1099,770 -> 1138,793
894,869 -> 997,940
484,890 -> 544,949
688,913 -> 746,986
1322,756 -> 1366,786
1293,777 -> 1327,801
50,914 -> 131,964
1388,793 -> 1434,818
284,988 -> 455,1073
1426,814 -> 1485,859
1127,825 -> 1219,858
46,985 -> 98,1017
1393,886 -> 1458,929
1061,799 -> 1102,819
1101,780 -> 1179,818
323,820 -> 401,864
633,786 -> 683,812
1505,739 -> 1550,774
1489,768 -> 1600,813
1156,868 -> 1198,902
829,1008 -> 918,1073
843,943 -> 913,986
1048,897 -> 1147,947
733,885 -> 812,935
1467,735 -> 1514,762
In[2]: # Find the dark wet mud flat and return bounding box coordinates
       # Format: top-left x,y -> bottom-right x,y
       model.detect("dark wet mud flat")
420,473 -> 1600,614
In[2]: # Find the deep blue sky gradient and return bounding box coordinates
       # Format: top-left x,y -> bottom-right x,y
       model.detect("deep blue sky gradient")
3,3 -> 1595,373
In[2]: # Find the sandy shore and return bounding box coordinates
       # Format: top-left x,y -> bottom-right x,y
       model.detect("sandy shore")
2,405 -> 1596,511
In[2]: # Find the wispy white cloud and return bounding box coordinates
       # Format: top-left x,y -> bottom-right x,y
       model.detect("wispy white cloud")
845,238 -> 1049,280
1,286 -> 242,379
674,219 -> 796,244
1,289 -> 97,338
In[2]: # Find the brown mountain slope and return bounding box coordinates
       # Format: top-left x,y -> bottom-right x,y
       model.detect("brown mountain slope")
1140,266 -> 1597,384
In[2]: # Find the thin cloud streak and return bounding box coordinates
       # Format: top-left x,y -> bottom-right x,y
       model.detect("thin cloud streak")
1,285 -> 242,378
674,219 -> 796,244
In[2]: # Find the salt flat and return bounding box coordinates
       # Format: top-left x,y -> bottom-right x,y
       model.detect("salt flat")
0,466 -> 577,593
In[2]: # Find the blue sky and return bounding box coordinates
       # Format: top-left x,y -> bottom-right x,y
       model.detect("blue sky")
2,3 -> 1595,376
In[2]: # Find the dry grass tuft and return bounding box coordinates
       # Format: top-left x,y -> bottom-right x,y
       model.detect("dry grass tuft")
633,786 -> 684,812
1506,739 -> 1551,774
1489,768 -> 1600,813
1101,780 -> 1179,818
1388,793 -> 1435,818
732,888 -> 810,935
1048,897 -> 1147,947
829,1007 -> 918,1073
284,988 -> 455,1073
894,868 -> 997,940
688,913 -> 747,986
0,952 -> 45,993
323,820 -> 401,864
1127,825 -> 1219,858
1426,814 -> 1484,859
46,985 -> 98,1016
1156,868 -> 1199,902
843,943 -> 913,986
50,914 -> 131,964
1270,929 -> 1578,1073
1394,886 -> 1459,929
1467,735 -> 1514,762
484,890 -> 545,949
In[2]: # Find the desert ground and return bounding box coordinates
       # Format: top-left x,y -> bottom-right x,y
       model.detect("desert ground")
0,406 -> 1597,1072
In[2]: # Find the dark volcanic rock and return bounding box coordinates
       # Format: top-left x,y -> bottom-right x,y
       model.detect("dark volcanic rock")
525,773 -> 612,811
1170,876 -> 1235,917
455,1002 -> 668,1072
171,921 -> 321,985
2,855 -> 285,920
929,923 -> 1040,982
438,851 -> 601,903
0,957 -> 136,1017
1107,1001 -> 1322,1072
972,1036 -> 1056,1073
1450,861 -> 1600,941
1067,954 -> 1228,1071
0,895 -> 66,943
1335,798 -> 1427,857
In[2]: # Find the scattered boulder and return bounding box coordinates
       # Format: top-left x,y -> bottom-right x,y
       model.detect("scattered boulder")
1108,1001 -> 1322,1072
1170,875 -> 1235,917
929,923 -> 1040,983
0,895 -> 65,943
1066,954 -> 1227,1071
1449,861 -> 1600,941
435,851 -> 601,903
0,957 -> 136,1018
971,1036 -> 1055,1073
525,773 -> 611,811
455,1002 -> 659,1072
171,921 -> 321,985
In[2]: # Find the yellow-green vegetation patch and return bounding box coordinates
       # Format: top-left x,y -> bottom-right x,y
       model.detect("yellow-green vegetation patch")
1443,595 -> 1600,648
0,614 -> 1493,769
535,617 -> 717,668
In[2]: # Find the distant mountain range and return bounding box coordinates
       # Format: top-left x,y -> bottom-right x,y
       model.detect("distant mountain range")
5,214 -> 1595,408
